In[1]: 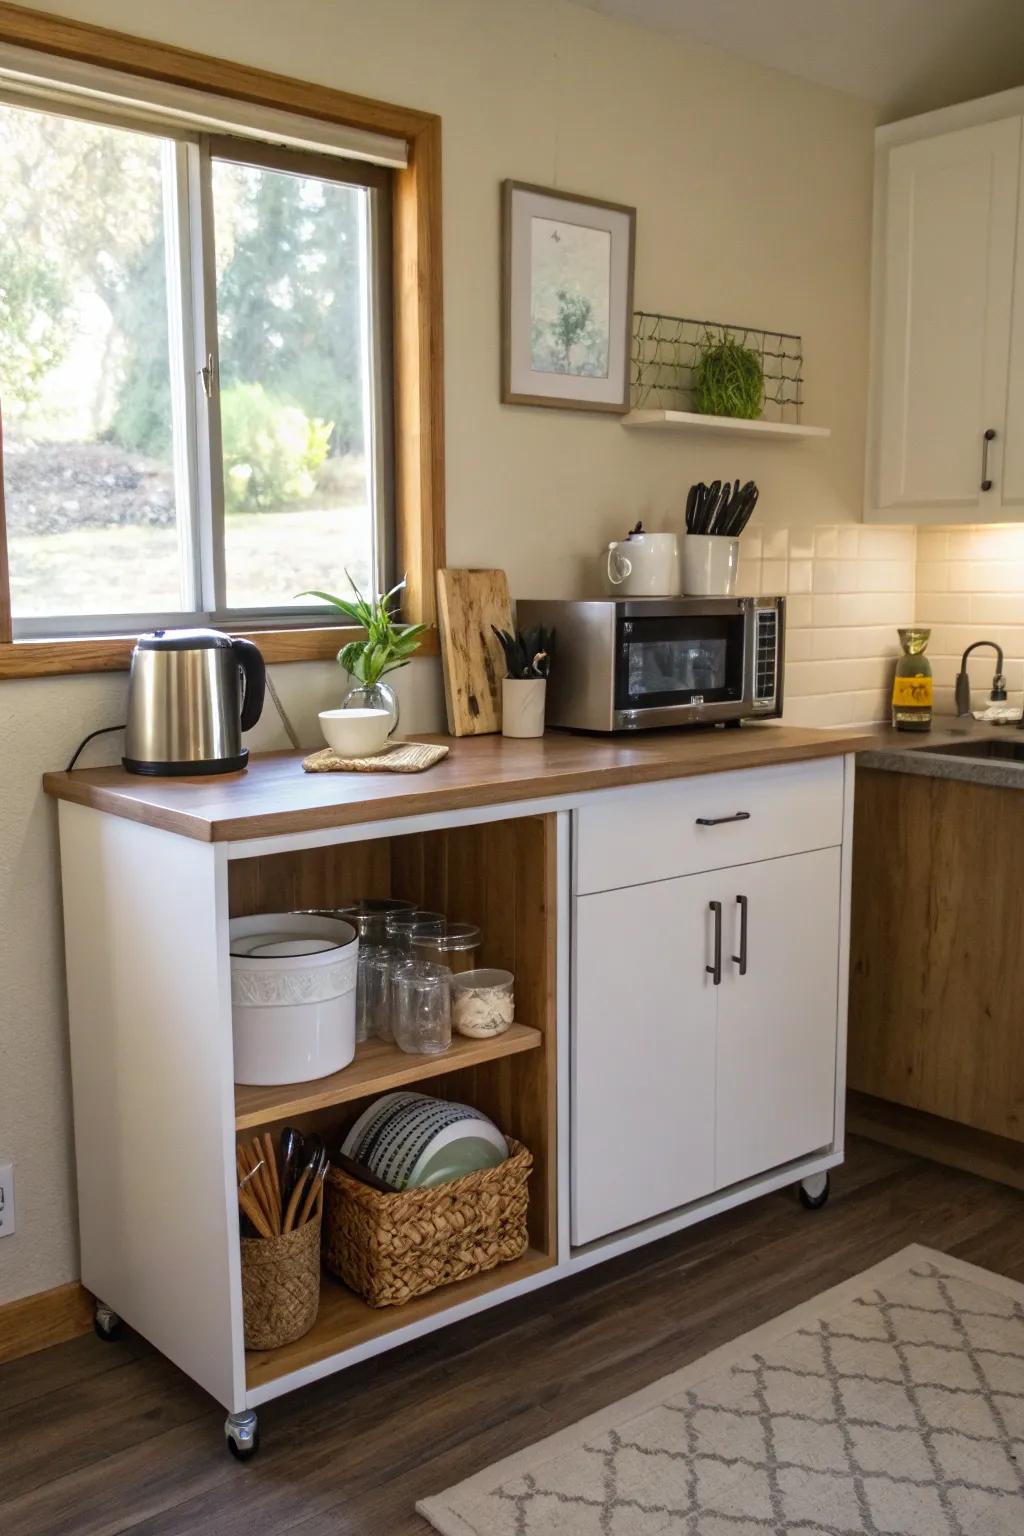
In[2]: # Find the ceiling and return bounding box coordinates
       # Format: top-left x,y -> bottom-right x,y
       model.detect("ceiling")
573,0 -> 1024,120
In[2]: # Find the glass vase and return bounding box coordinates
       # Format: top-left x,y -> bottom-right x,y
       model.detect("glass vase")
340,679 -> 399,736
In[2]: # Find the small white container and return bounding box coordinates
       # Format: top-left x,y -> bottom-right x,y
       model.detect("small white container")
682,534 -> 739,596
318,707 -> 391,758
452,968 -> 515,1039
502,678 -> 546,738
230,913 -> 358,1085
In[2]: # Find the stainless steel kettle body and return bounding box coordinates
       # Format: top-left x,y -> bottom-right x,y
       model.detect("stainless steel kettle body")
123,629 -> 266,775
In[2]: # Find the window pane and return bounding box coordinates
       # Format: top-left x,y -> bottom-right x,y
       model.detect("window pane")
0,102 -> 190,619
212,157 -> 375,611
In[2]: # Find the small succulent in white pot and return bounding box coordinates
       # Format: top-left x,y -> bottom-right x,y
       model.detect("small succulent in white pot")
492,625 -> 555,739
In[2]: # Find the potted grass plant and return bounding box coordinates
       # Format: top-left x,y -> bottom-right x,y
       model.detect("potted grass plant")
492,625 -> 555,739
298,573 -> 426,736
693,332 -> 764,420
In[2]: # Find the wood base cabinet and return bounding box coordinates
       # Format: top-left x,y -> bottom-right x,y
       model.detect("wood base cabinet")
849,768 -> 1024,1141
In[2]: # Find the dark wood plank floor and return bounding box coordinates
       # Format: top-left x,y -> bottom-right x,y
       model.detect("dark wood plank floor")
4,1135 -> 1024,1536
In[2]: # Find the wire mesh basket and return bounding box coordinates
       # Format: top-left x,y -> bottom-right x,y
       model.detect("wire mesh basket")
630,311 -> 805,421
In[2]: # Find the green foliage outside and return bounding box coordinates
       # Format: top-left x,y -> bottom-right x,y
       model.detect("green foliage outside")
221,382 -> 332,513
0,235 -> 72,406
0,105 -> 365,509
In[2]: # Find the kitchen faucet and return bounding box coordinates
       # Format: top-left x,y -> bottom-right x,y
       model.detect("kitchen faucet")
955,641 -> 1007,717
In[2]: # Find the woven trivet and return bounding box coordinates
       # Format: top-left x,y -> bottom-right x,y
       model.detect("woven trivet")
302,741 -> 450,774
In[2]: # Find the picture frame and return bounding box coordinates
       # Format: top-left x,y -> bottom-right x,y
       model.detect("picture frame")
501,179 -> 636,413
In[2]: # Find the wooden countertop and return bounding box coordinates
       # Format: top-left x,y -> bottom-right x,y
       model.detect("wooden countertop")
42,725 -> 873,844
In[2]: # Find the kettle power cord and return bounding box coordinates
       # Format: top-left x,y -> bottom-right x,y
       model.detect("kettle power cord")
66,723 -> 126,772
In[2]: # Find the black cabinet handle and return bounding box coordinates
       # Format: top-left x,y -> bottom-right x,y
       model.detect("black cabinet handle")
707,900 -> 722,985
696,811 -> 751,827
732,894 -> 748,976
982,427 -> 996,492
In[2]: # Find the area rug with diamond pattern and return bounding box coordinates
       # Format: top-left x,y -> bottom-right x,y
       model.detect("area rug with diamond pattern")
417,1245 -> 1024,1536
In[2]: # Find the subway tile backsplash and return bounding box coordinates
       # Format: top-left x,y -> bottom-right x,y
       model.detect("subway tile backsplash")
915,526 -> 1024,717
754,522 -> 1024,727
743,523 -> 915,728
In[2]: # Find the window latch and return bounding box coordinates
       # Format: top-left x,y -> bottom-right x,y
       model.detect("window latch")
199,353 -> 215,400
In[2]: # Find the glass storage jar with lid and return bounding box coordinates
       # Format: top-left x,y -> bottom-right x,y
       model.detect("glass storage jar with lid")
410,921 -> 482,975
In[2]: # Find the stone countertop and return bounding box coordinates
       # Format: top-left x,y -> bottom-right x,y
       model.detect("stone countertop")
857,717 -> 1024,789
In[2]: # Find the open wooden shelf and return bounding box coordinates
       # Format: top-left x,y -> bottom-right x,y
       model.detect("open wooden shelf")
245,1247 -> 554,1387
622,408 -> 830,439
235,1024 -> 542,1129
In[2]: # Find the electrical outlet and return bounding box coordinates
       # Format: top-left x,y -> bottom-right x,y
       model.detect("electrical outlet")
0,1163 -> 14,1237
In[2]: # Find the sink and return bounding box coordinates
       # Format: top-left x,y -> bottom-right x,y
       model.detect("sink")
913,738 -> 1024,763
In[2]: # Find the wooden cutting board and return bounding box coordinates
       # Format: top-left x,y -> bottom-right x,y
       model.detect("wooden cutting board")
436,568 -> 513,736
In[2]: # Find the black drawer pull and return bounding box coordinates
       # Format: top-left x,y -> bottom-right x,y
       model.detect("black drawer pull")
696,811 -> 751,827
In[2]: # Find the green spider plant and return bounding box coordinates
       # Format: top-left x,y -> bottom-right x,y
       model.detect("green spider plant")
298,572 -> 427,686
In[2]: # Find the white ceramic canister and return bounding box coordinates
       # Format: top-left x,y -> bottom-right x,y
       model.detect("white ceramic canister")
605,532 -> 681,596
502,677 -> 546,738
681,534 -> 739,596
230,913 -> 358,1085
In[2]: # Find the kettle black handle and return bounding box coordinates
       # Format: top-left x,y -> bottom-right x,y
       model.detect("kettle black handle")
232,637 -> 266,733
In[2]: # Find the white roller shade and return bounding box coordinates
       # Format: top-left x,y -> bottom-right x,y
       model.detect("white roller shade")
0,40 -> 408,167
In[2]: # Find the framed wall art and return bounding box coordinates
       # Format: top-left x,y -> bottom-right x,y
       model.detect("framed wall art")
501,180 -> 636,413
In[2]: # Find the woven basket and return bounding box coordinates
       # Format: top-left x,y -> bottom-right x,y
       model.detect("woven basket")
241,1209 -> 322,1350
323,1138 -> 532,1308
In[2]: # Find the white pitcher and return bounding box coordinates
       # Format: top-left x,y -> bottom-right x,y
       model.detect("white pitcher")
605,532 -> 681,597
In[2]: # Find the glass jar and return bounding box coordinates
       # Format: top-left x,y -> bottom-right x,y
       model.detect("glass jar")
410,921 -> 482,976
892,627 -> 933,732
451,968 -> 515,1038
392,961 -> 452,1055
356,940 -> 392,1044
338,897 -> 415,948
379,911 -> 446,1040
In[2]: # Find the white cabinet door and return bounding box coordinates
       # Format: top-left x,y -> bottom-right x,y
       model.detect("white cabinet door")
875,118 -> 1020,513
572,874 -> 717,1246
1001,151 -> 1024,511
715,848 -> 841,1190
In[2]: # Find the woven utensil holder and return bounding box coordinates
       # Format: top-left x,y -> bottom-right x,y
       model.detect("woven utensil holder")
323,1138 -> 532,1308
241,1209 -> 322,1350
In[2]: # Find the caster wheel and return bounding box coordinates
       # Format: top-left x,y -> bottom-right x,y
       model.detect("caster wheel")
798,1172 -> 831,1210
94,1303 -> 123,1342
225,1411 -> 259,1461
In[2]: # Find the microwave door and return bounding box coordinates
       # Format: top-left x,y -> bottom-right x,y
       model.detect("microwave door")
617,616 -> 745,711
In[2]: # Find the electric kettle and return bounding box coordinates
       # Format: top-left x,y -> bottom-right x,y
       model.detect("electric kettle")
123,629 -> 266,776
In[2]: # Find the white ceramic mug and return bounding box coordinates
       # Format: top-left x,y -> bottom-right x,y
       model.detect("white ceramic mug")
605,532 -> 681,597
681,534 -> 739,596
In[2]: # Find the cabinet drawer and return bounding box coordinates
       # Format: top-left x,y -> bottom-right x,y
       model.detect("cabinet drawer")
575,756 -> 845,894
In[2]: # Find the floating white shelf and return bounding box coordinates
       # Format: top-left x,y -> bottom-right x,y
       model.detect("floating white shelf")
622,408 -> 831,440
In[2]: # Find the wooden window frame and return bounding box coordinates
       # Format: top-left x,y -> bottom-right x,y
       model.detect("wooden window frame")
0,2 -> 444,679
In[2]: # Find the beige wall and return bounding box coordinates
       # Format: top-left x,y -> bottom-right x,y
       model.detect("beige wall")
0,0 -> 877,1302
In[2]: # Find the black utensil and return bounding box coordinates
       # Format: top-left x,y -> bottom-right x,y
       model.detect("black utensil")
732,484 -> 759,537
685,483 -> 698,532
709,481 -> 731,535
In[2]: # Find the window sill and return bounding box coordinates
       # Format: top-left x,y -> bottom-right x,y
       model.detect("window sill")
0,624 -> 439,680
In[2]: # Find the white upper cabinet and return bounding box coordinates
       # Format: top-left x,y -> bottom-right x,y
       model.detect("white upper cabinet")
1003,159 -> 1024,511
867,111 -> 1023,522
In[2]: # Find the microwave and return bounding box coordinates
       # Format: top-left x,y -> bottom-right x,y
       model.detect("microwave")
515,596 -> 785,732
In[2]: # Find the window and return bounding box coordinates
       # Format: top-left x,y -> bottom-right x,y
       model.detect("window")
0,96 -> 392,637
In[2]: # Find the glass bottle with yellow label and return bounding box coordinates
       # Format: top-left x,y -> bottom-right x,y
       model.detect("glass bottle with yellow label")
892,627 -> 933,731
